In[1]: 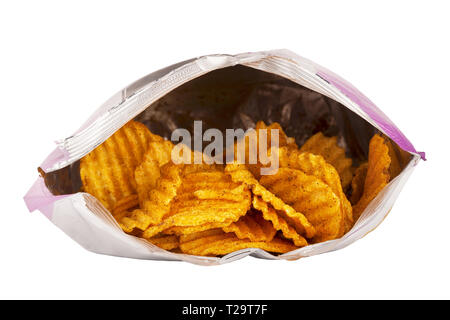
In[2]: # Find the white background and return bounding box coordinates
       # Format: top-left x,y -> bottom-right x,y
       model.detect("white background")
1,1 -> 448,299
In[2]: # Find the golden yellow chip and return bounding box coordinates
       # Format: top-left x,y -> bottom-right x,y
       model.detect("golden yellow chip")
179,229 -> 297,256
252,196 -> 308,247
163,221 -> 235,236
80,120 -> 161,211
276,147 -> 353,233
147,234 -> 179,251
260,168 -> 344,242
179,228 -> 225,243
353,134 -> 391,221
225,163 -> 316,239
138,164 -> 251,238
350,162 -> 368,205
120,163 -> 218,232
255,121 -> 297,149
299,132 -> 353,190
112,194 -> 139,217
222,121 -> 297,179
223,211 -> 277,242
135,140 -> 174,205
385,138 -> 411,179
119,209 -> 154,233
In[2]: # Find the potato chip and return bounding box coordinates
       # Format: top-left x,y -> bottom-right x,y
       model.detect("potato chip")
147,234 -> 179,251
385,138 -> 411,179
140,165 -> 251,238
80,120 -> 160,211
350,162 -> 368,205
179,229 -> 297,256
163,221 -> 235,236
252,196 -> 308,247
255,121 -> 297,149
353,134 -> 391,221
179,228 -> 225,243
222,121 -> 297,178
299,132 -> 353,190
223,211 -> 277,242
276,147 -> 353,233
119,209 -> 155,233
112,194 -> 139,217
135,140 -> 174,205
225,163 -> 316,239
260,168 -> 344,242
120,163 -> 223,232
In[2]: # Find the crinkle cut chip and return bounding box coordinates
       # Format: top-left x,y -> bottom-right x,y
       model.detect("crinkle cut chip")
141,165 -> 251,239
179,229 -> 297,256
252,196 -> 308,247
80,120 -> 161,211
350,162 -> 368,205
299,132 -> 353,190
225,163 -> 316,239
223,211 -> 277,242
352,134 -> 391,221
276,147 -> 353,233
260,168 -> 344,242
135,140 -> 174,205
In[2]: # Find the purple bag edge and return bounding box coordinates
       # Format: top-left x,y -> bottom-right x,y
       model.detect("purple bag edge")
316,69 -> 425,161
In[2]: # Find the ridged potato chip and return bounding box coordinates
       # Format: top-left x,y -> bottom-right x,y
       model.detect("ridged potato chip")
352,134 -> 391,221
224,121 -> 297,178
255,121 -> 297,150
112,194 -> 139,218
122,163 -> 224,232
141,165 -> 251,239
276,147 -> 353,233
135,140 -> 174,205
260,168 -> 344,242
350,162 -> 368,205
147,234 -> 179,251
225,163 -> 316,239
385,138 -> 411,179
80,120 -> 161,211
163,221 -> 236,236
299,132 -> 353,190
252,196 -> 308,247
119,209 -> 155,233
179,229 -> 297,256
223,211 -> 277,242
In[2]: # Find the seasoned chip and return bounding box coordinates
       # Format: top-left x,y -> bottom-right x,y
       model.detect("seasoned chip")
223,121 -> 297,178
350,162 -> 368,205
119,209 -> 154,233
225,163 -> 316,239
276,147 -> 353,233
80,120 -> 160,211
179,229 -> 297,256
252,196 -> 308,247
179,228 -> 225,243
112,194 -> 139,217
255,121 -> 297,149
260,168 -> 344,242
223,211 -> 277,242
299,132 -> 353,190
120,163 -> 223,232
147,234 -> 179,251
385,138 -> 411,179
353,134 -> 391,221
135,140 -> 174,205
139,165 -> 251,238
163,221 -> 235,236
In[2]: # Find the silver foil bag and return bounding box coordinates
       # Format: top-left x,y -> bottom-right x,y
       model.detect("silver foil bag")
24,50 -> 424,265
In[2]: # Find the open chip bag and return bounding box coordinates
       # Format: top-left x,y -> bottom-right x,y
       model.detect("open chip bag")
23,50 -> 425,265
